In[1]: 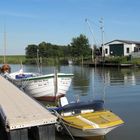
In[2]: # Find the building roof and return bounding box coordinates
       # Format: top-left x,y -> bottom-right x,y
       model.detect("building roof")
105,39 -> 140,45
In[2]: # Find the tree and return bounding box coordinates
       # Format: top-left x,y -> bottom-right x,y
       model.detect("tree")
25,44 -> 38,58
38,42 -> 49,57
25,34 -> 92,64
70,34 -> 90,59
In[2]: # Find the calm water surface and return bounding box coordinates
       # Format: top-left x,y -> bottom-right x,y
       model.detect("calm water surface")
5,64 -> 140,140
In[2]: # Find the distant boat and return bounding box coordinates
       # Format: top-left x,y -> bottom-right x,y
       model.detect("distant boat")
5,69 -> 73,102
68,60 -> 73,65
50,97 -> 124,137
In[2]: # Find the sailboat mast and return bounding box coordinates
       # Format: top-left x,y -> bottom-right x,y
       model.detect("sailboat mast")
3,25 -> 6,64
99,18 -> 104,58
1,24 -> 11,74
85,18 -> 97,62
37,48 -> 40,73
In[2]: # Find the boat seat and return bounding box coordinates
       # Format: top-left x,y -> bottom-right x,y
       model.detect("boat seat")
59,97 -> 69,107
61,112 -> 74,117
81,109 -> 94,114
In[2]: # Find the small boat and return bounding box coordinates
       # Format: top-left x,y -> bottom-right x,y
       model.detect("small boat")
5,69 -> 73,102
51,97 -> 124,137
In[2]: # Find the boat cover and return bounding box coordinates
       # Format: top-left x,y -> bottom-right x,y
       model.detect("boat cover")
54,100 -> 104,113
15,74 -> 33,79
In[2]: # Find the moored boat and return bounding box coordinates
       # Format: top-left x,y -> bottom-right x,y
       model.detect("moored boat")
60,110 -> 123,137
5,69 -> 73,101
51,97 -> 124,137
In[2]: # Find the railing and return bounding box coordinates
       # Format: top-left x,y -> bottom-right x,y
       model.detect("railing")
131,52 -> 140,58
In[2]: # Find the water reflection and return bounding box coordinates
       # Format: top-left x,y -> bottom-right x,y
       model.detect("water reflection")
66,66 -> 140,102
90,67 -> 140,87
75,136 -> 106,140
56,132 -> 106,140
72,66 -> 90,96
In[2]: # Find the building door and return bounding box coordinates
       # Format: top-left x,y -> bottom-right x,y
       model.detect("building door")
109,44 -> 124,56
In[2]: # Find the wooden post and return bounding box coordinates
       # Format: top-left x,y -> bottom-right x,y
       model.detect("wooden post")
29,124 -> 55,140
8,128 -> 28,140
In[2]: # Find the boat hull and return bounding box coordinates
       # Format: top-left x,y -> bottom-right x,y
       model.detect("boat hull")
58,110 -> 124,137
65,124 -> 120,137
35,94 -> 65,102
6,72 -> 73,101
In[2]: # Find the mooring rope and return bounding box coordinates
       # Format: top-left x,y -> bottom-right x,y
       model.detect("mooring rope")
50,109 -> 75,140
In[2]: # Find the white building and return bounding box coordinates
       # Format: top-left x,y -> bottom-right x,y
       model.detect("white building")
103,40 -> 140,57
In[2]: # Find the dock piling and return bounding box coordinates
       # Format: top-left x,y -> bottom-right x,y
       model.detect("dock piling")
8,128 -> 28,140
29,124 -> 55,140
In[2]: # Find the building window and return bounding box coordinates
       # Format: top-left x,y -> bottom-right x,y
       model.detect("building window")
105,48 -> 108,54
126,48 -> 129,53
134,47 -> 138,52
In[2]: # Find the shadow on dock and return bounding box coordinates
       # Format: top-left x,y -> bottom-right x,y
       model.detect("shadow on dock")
0,119 -> 7,140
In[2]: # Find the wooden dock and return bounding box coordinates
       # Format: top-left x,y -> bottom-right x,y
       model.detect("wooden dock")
84,61 -> 133,68
0,75 -> 56,140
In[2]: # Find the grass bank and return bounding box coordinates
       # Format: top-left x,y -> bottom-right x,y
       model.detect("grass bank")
2,55 -> 140,66
0,55 -> 70,65
0,55 -> 26,64
104,56 -> 140,65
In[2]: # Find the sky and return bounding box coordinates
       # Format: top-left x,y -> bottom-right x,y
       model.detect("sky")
0,0 -> 140,55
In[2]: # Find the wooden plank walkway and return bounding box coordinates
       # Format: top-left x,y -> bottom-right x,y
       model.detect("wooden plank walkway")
0,75 -> 56,131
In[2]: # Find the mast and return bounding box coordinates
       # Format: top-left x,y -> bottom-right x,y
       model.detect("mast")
100,18 -> 106,102
85,18 -> 97,62
1,24 -> 11,73
3,24 -> 6,64
99,18 -> 104,58
37,48 -> 40,73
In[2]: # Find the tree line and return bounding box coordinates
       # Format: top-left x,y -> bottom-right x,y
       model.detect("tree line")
25,34 -> 101,64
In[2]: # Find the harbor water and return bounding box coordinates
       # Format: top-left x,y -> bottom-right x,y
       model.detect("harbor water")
1,64 -> 140,140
